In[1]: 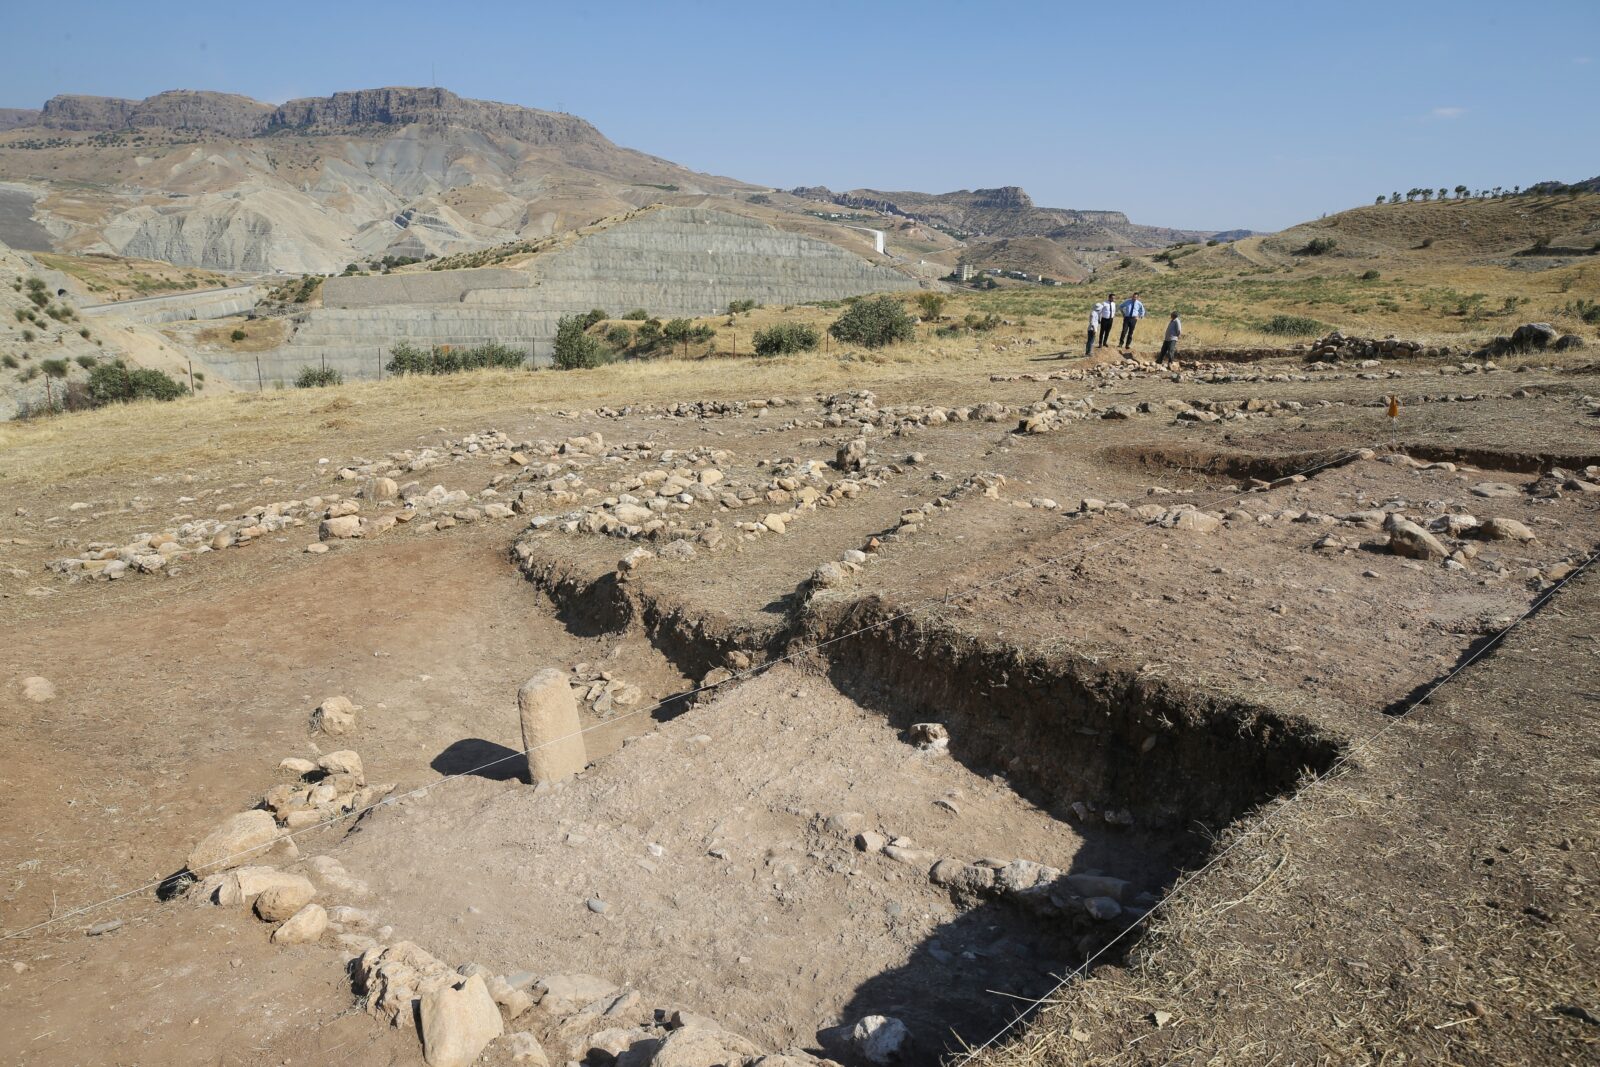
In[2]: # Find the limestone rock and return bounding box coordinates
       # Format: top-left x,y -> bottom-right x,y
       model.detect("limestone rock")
271,902 -> 328,944
1478,517 -> 1535,542
519,670 -> 588,784
213,866 -> 304,907
311,695 -> 359,735
318,750 -> 365,783
535,974 -> 619,1016
907,723 -> 948,751
508,1031 -> 551,1066
835,438 -> 868,473
648,1025 -> 763,1067
20,676 -> 55,702
849,1016 -> 909,1066
421,973 -> 505,1067
254,876 -> 316,921
319,515 -> 362,540
1384,516 -> 1449,560
187,810 -> 282,874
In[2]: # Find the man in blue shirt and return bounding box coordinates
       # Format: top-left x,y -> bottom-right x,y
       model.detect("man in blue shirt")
1117,293 -> 1146,349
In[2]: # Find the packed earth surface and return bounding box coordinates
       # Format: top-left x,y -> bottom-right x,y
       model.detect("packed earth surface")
2,343 -> 1598,1066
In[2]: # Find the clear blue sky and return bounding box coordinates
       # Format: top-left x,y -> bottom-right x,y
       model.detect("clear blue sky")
6,0 -> 1596,232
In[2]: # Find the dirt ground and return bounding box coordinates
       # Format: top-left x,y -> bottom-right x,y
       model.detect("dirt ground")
2,348 -> 1598,1066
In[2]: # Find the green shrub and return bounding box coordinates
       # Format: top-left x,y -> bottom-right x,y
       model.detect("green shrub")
604,324 -> 633,349
1360,269 -> 1380,281
295,365 -> 344,388
828,296 -> 916,348
1259,314 -> 1327,336
1297,237 -> 1337,256
12,309 -> 25,322
963,312 -> 1001,331
662,318 -> 693,345
635,318 -> 663,347
86,362 -> 187,405
230,328 -> 247,342
914,292 -> 947,320
728,299 -> 759,314
79,327 -> 91,339
1568,299 -> 1600,325
622,309 -> 649,321
2,354 -> 17,369
40,357 -> 70,378
386,341 -> 526,375
21,329 -> 34,342
552,315 -> 609,370
75,354 -> 97,368
752,321 -> 820,356
582,308 -> 608,329
1119,257 -> 1133,269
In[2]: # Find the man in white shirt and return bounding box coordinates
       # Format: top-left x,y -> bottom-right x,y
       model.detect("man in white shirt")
1158,311 -> 1182,364
1118,293 -> 1146,349
1085,304 -> 1099,358
1098,293 -> 1116,348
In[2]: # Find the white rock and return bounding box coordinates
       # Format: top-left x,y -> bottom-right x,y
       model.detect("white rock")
850,1015 -> 910,1065
20,676 -> 55,702
421,974 -> 505,1067
187,810 -> 282,874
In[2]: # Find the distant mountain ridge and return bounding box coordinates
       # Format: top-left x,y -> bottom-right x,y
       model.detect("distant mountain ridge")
35,87 -> 607,147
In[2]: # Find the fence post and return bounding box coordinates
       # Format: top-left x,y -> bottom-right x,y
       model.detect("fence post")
45,374 -> 53,414
256,356 -> 263,392
187,358 -> 194,394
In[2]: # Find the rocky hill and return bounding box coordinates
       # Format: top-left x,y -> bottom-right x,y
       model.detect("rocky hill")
0,88 -> 755,274
789,184 -> 1235,248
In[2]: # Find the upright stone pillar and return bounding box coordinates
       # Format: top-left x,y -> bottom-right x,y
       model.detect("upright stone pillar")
519,669 -> 587,784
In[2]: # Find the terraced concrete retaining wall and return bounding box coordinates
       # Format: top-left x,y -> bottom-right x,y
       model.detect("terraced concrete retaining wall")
81,285 -> 262,325
237,207 -> 924,385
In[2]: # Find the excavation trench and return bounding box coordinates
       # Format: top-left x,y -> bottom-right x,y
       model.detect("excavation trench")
447,549 -> 1347,1063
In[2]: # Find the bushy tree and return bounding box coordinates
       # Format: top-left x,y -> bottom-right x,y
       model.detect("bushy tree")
752,321 -> 820,356
828,296 -> 916,348
87,362 -> 187,405
914,292 -> 947,321
553,314 -> 609,370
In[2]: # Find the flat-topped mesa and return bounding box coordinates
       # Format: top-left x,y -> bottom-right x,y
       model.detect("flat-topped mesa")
266,87 -> 608,146
33,87 -> 609,147
39,90 -> 272,136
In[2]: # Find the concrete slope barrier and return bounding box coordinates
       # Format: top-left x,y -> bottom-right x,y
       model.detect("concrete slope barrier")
242,207 -> 925,386
81,284 -> 262,325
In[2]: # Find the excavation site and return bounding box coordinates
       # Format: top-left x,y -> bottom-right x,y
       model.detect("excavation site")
3,55 -> 1598,1066
5,353 -> 1598,1066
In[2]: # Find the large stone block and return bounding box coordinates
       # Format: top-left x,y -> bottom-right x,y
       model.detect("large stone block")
519,670 -> 587,783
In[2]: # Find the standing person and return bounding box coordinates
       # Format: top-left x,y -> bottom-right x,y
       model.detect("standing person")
1117,292 -> 1145,349
1158,311 -> 1182,364
1098,293 -> 1116,348
1085,303 -> 1099,358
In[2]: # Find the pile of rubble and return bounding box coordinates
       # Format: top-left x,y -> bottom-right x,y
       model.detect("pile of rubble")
1468,322 -> 1587,359
1294,331 -> 1447,361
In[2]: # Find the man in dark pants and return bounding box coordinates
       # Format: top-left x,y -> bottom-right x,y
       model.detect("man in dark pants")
1098,294 -> 1115,348
1117,292 -> 1145,349
1085,304 -> 1099,358
1158,311 -> 1182,364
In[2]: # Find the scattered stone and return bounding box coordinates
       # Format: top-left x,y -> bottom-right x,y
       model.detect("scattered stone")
319,515 -> 362,540
907,723 -> 949,751
421,973 -> 505,1067
1478,517 -> 1535,542
1384,516 -> 1449,561
311,695 -> 359,735
507,1031 -> 551,1066
86,918 -> 123,936
254,874 -> 316,921
850,1015 -> 909,1065
271,902 -> 328,945
534,974 -> 620,1016
649,1025 -> 763,1067
824,812 -> 866,837
187,810 -> 283,874
855,831 -> 888,853
20,676 -> 55,702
